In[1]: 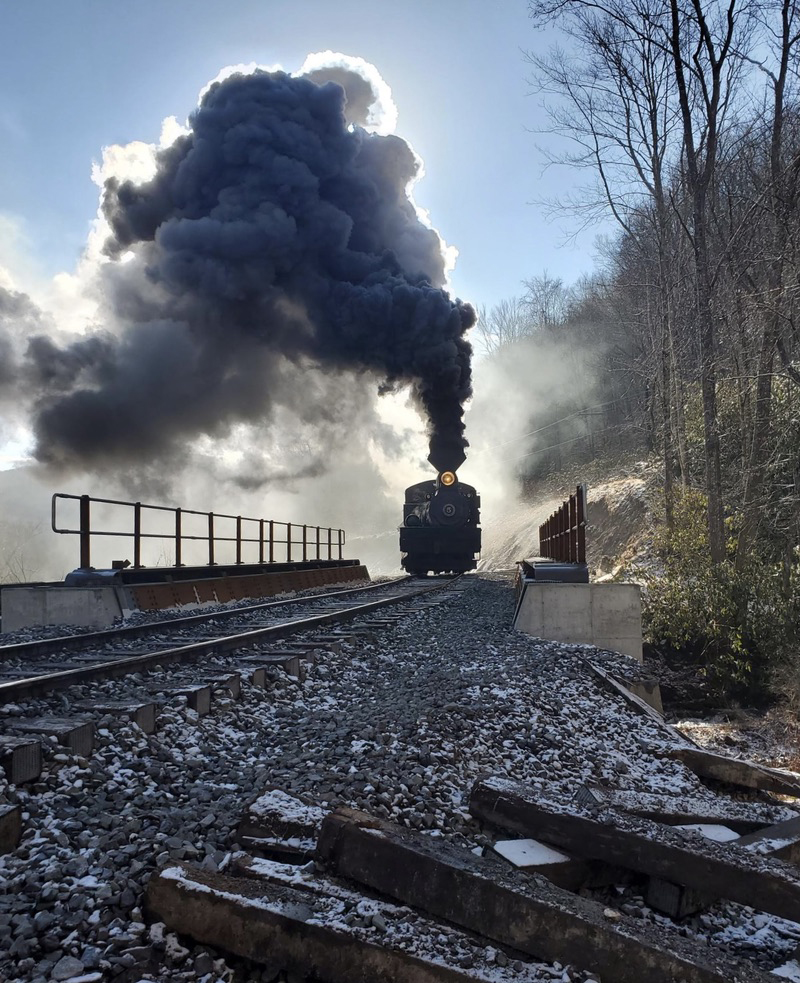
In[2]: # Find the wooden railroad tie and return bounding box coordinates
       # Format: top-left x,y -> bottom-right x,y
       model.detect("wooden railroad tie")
6,717 -> 95,758
314,806 -> 772,983
0,734 -> 42,784
235,654 -> 303,680
469,776 -> 800,924
664,745 -> 800,797
75,700 -> 157,735
149,859 -> 518,983
147,684 -> 212,717
145,791 -> 800,982
0,804 -> 21,855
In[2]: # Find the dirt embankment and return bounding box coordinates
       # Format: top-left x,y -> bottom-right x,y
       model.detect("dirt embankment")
480,460 -> 656,577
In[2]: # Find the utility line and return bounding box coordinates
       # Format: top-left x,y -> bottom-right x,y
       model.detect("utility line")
496,424 -> 624,464
492,396 -> 629,448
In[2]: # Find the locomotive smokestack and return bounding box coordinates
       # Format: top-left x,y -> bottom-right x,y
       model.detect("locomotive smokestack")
427,422 -> 467,474
22,60 -> 474,478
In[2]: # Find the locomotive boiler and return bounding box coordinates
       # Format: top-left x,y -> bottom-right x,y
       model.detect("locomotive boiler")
399,470 -> 481,576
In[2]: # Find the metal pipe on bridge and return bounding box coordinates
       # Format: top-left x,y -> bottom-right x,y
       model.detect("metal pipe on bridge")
51,492 -> 347,572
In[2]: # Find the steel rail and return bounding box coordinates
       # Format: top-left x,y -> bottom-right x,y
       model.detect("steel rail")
0,577 -> 413,661
0,577 -> 459,703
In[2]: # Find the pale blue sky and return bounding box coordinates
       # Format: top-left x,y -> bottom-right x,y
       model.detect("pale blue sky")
0,0 -> 604,312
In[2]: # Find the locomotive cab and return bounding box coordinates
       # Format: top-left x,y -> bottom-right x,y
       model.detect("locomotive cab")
399,472 -> 481,576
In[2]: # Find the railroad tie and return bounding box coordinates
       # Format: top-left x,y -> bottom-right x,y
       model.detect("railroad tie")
6,717 -> 95,758
199,673 -> 242,701
147,684 -> 212,717
75,700 -> 158,735
235,654 -> 302,680
0,735 -> 42,784
0,805 -> 21,855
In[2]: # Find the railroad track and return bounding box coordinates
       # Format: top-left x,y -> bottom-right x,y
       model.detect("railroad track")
0,576 -> 411,660
2,574 -> 798,983
0,575 -> 460,704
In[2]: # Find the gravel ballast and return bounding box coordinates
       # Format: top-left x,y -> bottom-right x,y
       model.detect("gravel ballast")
0,575 -> 798,982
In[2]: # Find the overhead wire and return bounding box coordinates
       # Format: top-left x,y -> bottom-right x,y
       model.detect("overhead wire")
492,396 -> 631,448
496,425 -> 623,464
468,393 -> 627,453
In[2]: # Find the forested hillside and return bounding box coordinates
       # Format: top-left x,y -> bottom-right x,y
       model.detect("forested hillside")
482,0 -> 800,700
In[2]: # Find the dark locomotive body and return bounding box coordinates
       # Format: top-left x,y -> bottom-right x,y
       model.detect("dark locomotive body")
399,474 -> 481,576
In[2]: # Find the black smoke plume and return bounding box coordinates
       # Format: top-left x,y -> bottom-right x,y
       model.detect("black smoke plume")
0,286 -> 54,441
30,66 -> 474,475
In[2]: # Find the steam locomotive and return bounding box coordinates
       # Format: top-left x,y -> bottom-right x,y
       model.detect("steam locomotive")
399,470 -> 481,576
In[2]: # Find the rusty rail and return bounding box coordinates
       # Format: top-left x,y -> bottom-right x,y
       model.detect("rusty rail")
539,484 -> 587,563
51,493 -> 345,570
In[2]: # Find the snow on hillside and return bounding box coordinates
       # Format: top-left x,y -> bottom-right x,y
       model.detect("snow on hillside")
478,471 -> 653,576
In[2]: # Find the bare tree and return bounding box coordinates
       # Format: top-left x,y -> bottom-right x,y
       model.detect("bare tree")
527,0 -> 685,524
667,0 -> 757,560
476,296 -> 535,354
731,0 -> 800,568
0,520 -> 44,583
521,270 -> 575,329
528,0 -> 759,555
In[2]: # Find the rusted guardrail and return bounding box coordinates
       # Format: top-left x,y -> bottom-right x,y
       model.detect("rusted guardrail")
52,493 -> 345,570
539,484 -> 587,563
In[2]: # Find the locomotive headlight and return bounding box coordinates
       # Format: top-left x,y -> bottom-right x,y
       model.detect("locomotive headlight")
440,471 -> 457,486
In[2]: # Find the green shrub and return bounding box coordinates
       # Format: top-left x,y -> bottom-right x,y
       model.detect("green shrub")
641,488 -> 797,701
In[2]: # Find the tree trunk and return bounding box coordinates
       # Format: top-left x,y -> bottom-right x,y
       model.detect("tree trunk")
660,294 -> 675,528
695,210 -> 726,563
735,315 -> 778,571
671,340 -> 690,485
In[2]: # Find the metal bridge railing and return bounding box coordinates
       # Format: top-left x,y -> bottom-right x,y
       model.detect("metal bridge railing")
51,493 -> 346,571
539,484 -> 587,564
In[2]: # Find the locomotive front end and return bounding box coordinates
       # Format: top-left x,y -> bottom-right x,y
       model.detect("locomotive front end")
399,471 -> 481,576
